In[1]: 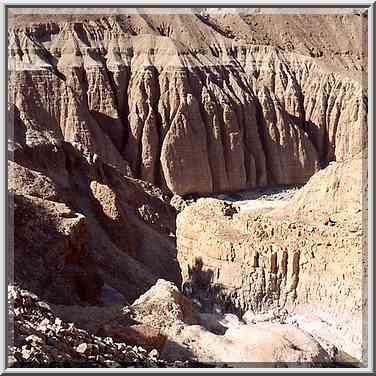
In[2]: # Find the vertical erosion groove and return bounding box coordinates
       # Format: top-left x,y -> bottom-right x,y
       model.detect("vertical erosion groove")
10,24 -> 365,195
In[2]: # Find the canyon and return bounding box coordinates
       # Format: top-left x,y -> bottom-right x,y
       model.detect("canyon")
7,9 -> 368,368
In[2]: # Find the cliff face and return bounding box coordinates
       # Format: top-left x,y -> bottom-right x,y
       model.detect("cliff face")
176,155 -> 365,359
8,11 -> 367,365
8,14 -> 367,195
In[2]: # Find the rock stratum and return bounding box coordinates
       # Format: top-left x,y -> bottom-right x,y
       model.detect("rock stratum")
8,10 -> 367,368
177,158 -> 364,359
8,12 -> 367,196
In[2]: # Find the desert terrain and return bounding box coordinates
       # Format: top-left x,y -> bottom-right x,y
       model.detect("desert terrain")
7,8 -> 368,368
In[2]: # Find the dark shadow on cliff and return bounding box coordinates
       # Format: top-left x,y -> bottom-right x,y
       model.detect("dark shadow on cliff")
9,192 -> 104,306
288,112 -> 333,168
254,92 -> 330,185
7,104 -> 27,150
183,257 -> 243,317
10,137 -> 182,305
62,142 -> 182,301
90,111 -> 126,153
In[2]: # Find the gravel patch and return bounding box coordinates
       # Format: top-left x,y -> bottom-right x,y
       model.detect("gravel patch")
212,185 -> 302,212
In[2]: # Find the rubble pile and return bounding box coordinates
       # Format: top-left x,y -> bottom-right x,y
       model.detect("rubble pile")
8,285 -> 204,368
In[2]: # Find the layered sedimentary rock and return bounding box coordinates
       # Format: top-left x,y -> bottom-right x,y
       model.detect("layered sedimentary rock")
176,156 -> 365,359
195,10 -> 368,74
177,199 -> 303,314
8,14 -> 367,195
7,11 -> 367,366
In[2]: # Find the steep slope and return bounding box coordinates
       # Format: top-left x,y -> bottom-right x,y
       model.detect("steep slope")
8,13 -> 367,195
8,115 -> 181,305
195,10 -> 367,75
289,155 -> 365,217
7,10 -> 368,367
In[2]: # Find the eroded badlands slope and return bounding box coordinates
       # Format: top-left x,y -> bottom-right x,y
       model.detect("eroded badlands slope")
8,14 -> 367,196
9,127 -> 180,305
8,12 -> 367,366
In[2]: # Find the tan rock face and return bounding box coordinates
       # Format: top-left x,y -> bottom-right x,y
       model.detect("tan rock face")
176,171 -> 364,359
289,156 -> 364,218
170,322 -> 330,365
126,279 -> 331,365
7,12 -> 367,365
131,279 -> 199,335
8,15 -> 367,195
177,199 -> 299,313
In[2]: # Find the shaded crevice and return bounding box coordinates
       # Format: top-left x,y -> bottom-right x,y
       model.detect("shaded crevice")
99,55 -> 130,158
192,70 -> 228,192
147,66 -> 163,187
195,14 -> 236,39
119,67 -> 132,157
254,98 -> 274,185
199,89 -> 220,192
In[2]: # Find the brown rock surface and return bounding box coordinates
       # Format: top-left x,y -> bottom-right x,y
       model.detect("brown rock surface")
194,10 -> 367,72
126,279 -> 331,365
176,164 -> 364,359
7,9 -> 367,367
9,123 -> 180,305
8,285 -> 202,367
10,192 -> 103,305
289,156 -> 365,218
131,279 -> 199,334
99,324 -> 167,353
8,12 -> 367,195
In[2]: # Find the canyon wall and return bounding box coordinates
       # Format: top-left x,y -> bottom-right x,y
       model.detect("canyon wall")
9,125 -> 181,305
176,156 -> 365,358
7,11 -> 368,365
8,15 -> 367,195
